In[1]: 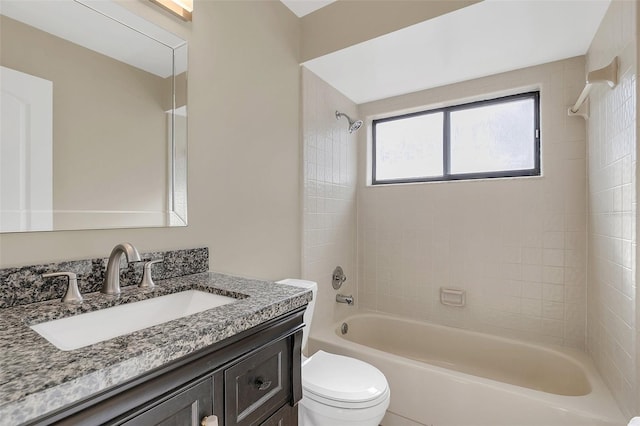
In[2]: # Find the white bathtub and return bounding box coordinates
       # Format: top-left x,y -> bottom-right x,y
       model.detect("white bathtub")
308,312 -> 625,426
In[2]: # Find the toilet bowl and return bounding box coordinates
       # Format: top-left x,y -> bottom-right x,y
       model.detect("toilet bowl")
276,279 -> 390,426
301,350 -> 390,426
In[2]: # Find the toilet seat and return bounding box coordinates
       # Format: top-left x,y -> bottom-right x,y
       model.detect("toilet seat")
304,385 -> 390,410
302,351 -> 389,409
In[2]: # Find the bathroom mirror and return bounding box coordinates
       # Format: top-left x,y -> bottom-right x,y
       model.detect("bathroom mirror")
0,0 -> 187,233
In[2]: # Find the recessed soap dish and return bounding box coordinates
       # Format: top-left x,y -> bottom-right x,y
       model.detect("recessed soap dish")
440,287 -> 466,307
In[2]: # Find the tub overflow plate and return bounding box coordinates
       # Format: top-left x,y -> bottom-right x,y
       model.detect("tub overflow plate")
341,323 -> 348,335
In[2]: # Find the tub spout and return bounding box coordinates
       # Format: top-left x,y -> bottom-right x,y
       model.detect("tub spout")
336,294 -> 354,305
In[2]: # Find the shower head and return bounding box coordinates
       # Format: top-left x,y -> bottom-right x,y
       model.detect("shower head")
335,111 -> 363,133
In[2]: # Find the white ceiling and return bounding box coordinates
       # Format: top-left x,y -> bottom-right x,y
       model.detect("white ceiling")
280,0 -> 336,17
304,0 -> 611,104
0,0 -> 186,78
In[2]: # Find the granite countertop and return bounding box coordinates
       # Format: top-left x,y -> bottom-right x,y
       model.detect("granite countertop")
0,272 -> 312,425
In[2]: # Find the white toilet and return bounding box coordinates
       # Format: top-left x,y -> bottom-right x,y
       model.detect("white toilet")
277,279 -> 390,426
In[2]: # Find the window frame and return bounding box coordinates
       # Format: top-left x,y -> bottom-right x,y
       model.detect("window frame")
371,91 -> 541,185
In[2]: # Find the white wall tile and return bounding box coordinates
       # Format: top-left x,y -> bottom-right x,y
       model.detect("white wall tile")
586,0 -> 637,416
302,68 -> 358,333
357,57 -> 588,350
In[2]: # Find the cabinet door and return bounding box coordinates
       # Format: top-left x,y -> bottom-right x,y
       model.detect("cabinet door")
260,404 -> 297,426
123,377 -> 215,426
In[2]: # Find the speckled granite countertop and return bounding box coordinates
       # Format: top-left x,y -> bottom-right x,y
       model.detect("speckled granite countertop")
0,272 -> 312,425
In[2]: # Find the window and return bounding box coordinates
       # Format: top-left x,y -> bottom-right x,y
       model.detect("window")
372,91 -> 540,184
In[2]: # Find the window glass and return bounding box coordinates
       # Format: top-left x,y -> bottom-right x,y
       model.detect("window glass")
375,112 -> 443,181
372,92 -> 539,184
450,98 -> 535,174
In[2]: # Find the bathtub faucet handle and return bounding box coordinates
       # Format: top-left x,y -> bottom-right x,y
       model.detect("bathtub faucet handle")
336,294 -> 354,305
332,266 -> 347,289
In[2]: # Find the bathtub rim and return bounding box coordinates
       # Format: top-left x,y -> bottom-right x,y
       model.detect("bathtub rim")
308,309 -> 625,425
333,310 -> 593,389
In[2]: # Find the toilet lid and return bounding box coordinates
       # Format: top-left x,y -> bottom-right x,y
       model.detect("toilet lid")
302,351 -> 389,405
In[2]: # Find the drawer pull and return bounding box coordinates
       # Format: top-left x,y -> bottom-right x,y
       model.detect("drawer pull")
254,377 -> 272,391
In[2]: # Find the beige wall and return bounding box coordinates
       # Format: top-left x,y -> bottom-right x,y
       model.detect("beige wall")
634,3 -> 640,415
586,0 -> 637,417
637,2 -> 640,416
357,57 -> 588,349
1,15 -> 168,222
300,0 -> 480,62
0,0 -> 302,282
301,68 -> 358,333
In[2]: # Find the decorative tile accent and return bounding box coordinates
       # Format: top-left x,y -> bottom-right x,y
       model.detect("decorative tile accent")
0,248 -> 208,309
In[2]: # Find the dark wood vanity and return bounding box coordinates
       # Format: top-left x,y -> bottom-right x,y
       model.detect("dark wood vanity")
27,308 -> 304,426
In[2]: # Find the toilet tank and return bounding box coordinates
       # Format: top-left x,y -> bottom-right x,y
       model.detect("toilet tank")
276,279 -> 317,351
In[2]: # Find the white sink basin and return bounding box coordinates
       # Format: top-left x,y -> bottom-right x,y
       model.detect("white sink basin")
30,290 -> 238,351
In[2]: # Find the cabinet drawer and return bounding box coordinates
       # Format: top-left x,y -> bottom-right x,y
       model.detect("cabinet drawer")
225,338 -> 291,425
260,404 -> 297,426
122,377 -> 214,426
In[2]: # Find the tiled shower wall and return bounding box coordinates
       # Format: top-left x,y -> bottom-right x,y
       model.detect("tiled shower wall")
357,57 -> 588,349
586,0 -> 637,417
301,68 -> 358,333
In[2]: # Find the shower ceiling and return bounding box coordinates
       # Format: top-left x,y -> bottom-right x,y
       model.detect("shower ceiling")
303,0 -> 611,104
280,0 -> 336,17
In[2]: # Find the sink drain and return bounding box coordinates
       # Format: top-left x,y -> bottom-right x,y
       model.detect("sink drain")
341,323 -> 348,335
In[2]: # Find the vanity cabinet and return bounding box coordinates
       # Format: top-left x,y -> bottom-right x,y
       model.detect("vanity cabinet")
28,308 -> 305,426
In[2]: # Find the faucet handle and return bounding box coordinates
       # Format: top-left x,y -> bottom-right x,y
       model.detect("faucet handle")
139,259 -> 163,289
332,266 -> 347,289
42,272 -> 83,304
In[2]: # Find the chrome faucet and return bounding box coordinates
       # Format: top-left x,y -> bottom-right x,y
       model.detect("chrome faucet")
102,243 -> 141,295
336,294 -> 354,305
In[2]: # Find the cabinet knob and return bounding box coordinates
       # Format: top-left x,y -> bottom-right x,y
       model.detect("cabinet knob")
200,415 -> 218,426
254,377 -> 272,391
